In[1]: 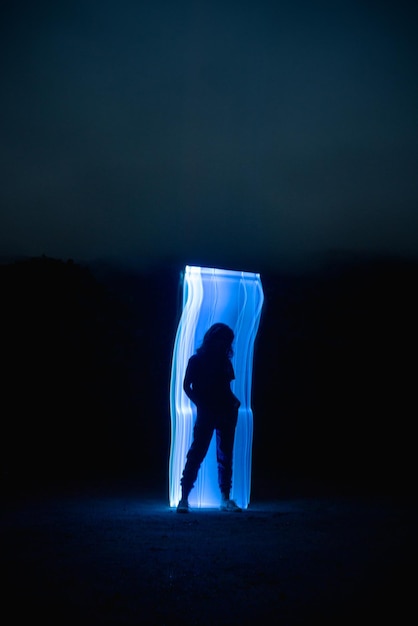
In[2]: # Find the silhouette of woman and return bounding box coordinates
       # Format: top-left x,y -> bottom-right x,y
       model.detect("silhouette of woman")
177,323 -> 242,512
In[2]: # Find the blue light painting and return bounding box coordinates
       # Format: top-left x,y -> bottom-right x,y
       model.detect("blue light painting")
169,266 -> 264,509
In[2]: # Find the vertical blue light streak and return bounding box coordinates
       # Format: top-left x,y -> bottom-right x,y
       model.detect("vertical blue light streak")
169,266 -> 264,509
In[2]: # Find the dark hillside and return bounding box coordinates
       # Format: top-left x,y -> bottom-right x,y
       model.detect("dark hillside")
2,255 -> 417,499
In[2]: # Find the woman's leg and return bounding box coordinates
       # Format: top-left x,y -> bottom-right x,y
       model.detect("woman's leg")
216,411 -> 238,498
180,412 -> 214,500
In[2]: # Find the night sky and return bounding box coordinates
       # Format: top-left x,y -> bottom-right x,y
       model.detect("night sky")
1,0 -> 417,272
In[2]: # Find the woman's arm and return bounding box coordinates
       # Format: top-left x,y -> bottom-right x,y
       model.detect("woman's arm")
183,357 -> 199,405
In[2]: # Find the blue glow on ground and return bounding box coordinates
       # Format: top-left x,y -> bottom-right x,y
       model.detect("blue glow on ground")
169,266 -> 264,509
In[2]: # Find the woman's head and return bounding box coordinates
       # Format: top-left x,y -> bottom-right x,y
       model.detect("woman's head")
198,323 -> 235,357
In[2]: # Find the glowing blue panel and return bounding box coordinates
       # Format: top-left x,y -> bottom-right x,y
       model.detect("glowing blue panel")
169,266 -> 264,509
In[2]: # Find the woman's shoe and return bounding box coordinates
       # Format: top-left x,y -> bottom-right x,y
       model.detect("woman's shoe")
220,498 -> 242,512
176,498 -> 190,513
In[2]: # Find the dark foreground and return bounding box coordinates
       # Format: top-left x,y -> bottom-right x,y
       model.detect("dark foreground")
1,484 -> 416,625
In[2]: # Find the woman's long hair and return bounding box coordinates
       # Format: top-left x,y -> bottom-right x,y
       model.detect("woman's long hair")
197,323 -> 234,358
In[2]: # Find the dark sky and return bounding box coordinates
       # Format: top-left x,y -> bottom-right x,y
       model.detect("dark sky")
1,0 -> 417,272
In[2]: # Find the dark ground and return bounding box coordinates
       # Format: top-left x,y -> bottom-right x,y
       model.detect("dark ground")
1,481 -> 416,625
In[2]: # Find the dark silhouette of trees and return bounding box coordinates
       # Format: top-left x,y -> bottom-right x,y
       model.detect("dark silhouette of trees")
1,257 -> 152,493
253,255 -> 418,495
